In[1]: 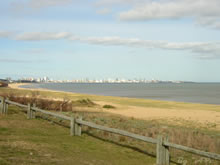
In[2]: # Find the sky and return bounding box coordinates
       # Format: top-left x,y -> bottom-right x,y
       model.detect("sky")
0,0 -> 220,82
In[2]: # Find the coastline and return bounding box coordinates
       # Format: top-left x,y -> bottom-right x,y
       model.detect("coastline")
10,82 -> 220,105
6,83 -> 220,131
8,83 -> 220,106
9,83 -> 32,90
8,83 -> 78,95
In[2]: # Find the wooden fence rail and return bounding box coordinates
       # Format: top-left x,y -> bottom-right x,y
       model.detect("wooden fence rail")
76,119 -> 157,144
31,107 -> 72,121
1,96 -> 220,165
163,142 -> 220,161
6,100 -> 28,108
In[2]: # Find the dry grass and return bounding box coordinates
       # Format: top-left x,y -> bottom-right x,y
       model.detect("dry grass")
76,111 -> 219,164
72,111 -> 220,155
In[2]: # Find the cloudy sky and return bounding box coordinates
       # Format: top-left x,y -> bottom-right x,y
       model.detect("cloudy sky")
1,0 -> 220,82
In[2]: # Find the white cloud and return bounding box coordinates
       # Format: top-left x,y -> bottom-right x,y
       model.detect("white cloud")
11,0 -> 73,11
15,32 -> 72,41
94,0 -> 146,16
0,58 -> 47,63
95,0 -> 145,7
22,48 -> 45,54
69,36 -> 220,59
96,8 -> 112,15
28,0 -> 73,9
118,0 -> 220,29
2,31 -> 220,59
0,31 -> 13,38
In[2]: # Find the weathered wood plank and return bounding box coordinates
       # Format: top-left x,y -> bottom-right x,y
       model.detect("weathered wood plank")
0,96 -> 4,114
163,141 -> 220,160
70,116 -> 74,136
76,119 -> 157,144
157,135 -> 168,165
32,103 -> 36,119
5,103 -> 8,114
27,103 -> 31,119
156,135 -> 162,165
77,116 -> 82,136
164,136 -> 170,165
74,116 -> 82,136
5,100 -> 28,108
31,107 -> 71,121
3,101 -> 6,114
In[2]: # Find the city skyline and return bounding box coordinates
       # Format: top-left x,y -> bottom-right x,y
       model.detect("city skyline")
1,76 -> 203,84
1,0 -> 220,82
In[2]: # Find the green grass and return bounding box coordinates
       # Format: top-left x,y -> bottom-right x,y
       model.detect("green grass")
0,106 -> 156,165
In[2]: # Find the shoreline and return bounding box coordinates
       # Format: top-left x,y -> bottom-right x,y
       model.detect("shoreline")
9,83 -> 78,95
9,82 -> 220,106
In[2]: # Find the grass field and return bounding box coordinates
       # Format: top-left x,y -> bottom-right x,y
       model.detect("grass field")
0,86 -> 220,164
0,106 -> 157,165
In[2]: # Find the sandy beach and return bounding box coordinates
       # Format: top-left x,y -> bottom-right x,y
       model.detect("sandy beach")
9,83 -> 30,89
9,83 -> 59,92
9,83 -> 77,95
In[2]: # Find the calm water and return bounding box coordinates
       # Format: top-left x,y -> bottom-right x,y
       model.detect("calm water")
22,83 -> 220,105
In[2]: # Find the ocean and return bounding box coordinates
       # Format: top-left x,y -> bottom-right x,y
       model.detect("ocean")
21,83 -> 220,105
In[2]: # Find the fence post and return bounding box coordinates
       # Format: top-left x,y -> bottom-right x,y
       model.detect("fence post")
164,136 -> 170,165
3,101 -> 6,114
32,103 -> 36,119
2,98 -> 7,115
157,135 -> 169,165
74,116 -> 82,136
5,101 -> 8,115
70,116 -> 74,136
0,96 -> 4,114
27,103 -> 31,119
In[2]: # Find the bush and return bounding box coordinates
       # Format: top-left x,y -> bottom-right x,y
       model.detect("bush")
74,98 -> 96,107
0,93 -> 97,111
0,82 -> 8,87
103,105 -> 115,109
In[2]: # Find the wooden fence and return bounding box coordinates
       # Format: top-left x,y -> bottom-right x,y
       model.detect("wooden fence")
0,96 -> 220,165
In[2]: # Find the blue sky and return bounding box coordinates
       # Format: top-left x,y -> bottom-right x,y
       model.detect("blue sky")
0,0 -> 220,82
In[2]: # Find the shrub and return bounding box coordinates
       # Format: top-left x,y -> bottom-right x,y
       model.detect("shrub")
0,93 -> 97,112
74,98 -> 96,107
119,136 -> 126,142
103,105 -> 115,109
